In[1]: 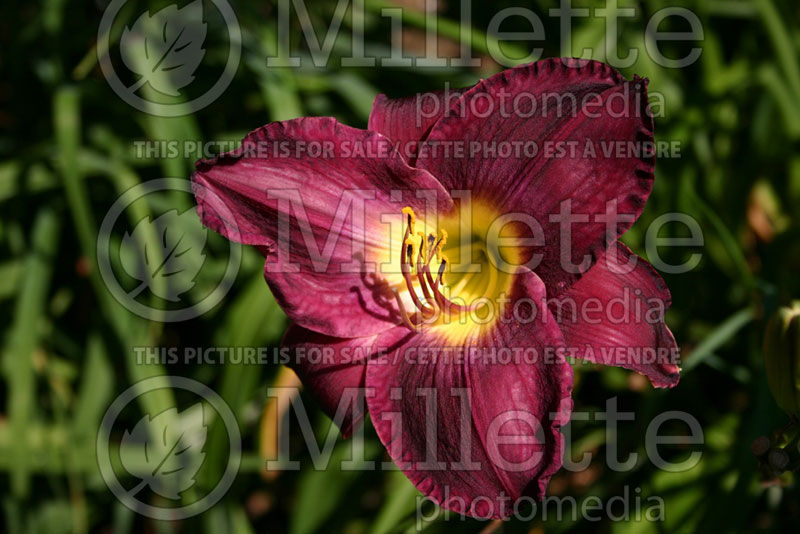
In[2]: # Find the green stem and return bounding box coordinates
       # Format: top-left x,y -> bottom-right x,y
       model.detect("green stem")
1,209 -> 60,498
54,86 -> 174,416
756,0 -> 800,99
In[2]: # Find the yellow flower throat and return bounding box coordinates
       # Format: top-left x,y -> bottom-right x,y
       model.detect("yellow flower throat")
392,201 -> 523,333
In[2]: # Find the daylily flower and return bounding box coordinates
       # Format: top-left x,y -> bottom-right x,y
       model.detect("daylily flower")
192,58 -> 680,519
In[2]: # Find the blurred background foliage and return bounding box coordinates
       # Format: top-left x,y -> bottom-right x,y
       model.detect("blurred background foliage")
1,0 -> 800,532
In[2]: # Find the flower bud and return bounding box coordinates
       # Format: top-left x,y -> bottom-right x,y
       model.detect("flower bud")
763,302 -> 800,414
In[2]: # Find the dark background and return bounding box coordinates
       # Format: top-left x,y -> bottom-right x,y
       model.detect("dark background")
1,0 -> 799,532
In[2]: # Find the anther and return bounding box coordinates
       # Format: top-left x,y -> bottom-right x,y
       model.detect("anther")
401,206 -> 416,234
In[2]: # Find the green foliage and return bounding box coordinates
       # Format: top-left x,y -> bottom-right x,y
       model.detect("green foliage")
1,0 -> 800,532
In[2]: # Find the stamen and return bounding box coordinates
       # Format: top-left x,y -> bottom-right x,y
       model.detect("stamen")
392,289 -> 418,331
422,251 -> 441,294
394,207 -> 486,329
416,232 -> 433,302
399,216 -> 433,316
401,206 -> 417,235
401,254 -> 428,312
435,257 -> 447,289
437,229 -> 448,251
429,256 -> 484,313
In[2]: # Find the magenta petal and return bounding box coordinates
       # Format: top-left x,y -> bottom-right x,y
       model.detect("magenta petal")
549,242 -> 680,388
282,324 -> 380,437
368,89 -> 465,164
366,269 -> 573,519
193,117 -> 454,338
417,58 -> 655,296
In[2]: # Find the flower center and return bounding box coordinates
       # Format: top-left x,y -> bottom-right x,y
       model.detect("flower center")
392,202 -> 522,332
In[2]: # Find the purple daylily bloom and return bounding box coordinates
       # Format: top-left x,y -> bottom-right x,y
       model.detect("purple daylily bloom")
192,58 -> 680,519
